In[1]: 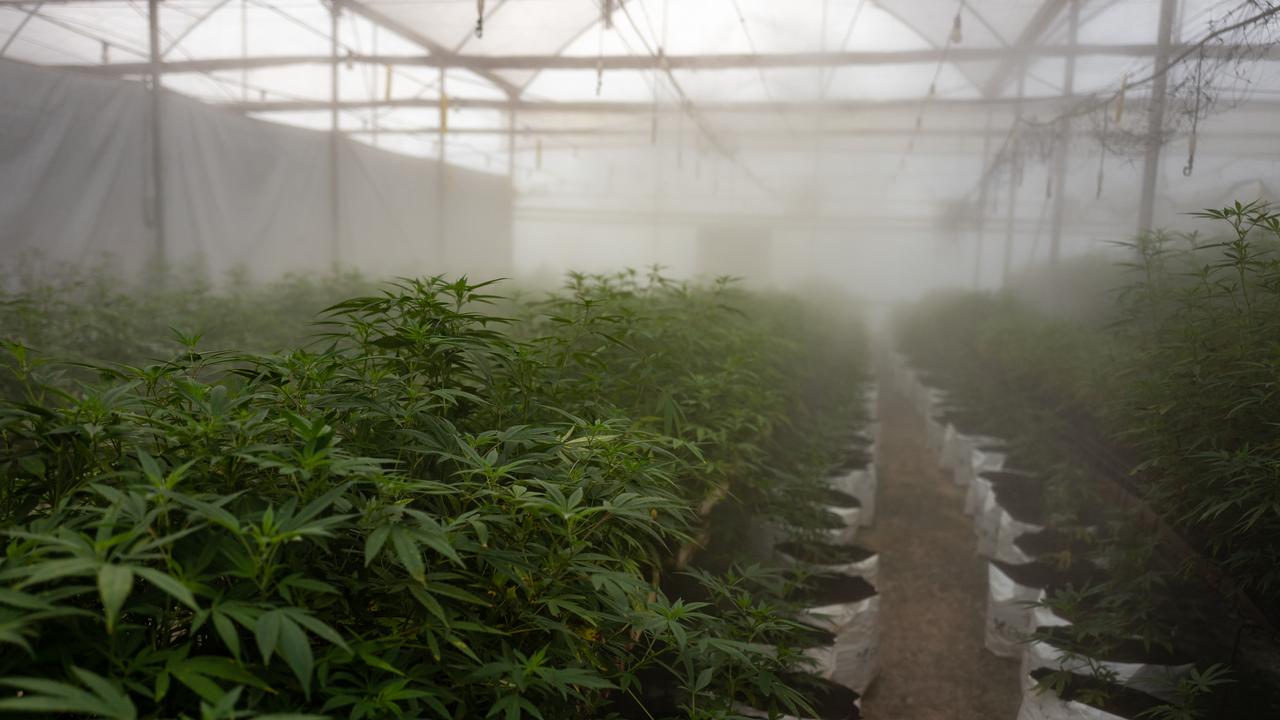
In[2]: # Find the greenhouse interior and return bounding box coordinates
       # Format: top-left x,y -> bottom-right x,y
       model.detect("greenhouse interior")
2,0 -> 1280,718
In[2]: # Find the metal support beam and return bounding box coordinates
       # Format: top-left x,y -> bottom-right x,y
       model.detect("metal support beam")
972,111 -> 993,288
983,0 -> 1069,97
335,0 -> 519,98
219,93 -> 1103,115
1047,0 -> 1079,264
1138,0 -> 1178,235
329,0 -> 341,272
57,43 -> 1272,77
506,110 -> 516,178
147,0 -> 166,273
1002,67 -> 1026,287
0,0 -> 46,57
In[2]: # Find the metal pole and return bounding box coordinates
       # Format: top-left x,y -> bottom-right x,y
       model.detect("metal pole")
437,67 -> 448,251
1002,65 -> 1026,287
148,0 -> 166,273
972,110 -> 993,288
240,0 -> 247,101
329,0 -> 341,272
506,108 -> 516,179
1138,0 -> 1177,235
1048,0 -> 1079,264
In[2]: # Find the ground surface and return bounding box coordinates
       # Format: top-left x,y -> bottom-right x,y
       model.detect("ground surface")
856,383 -> 1023,720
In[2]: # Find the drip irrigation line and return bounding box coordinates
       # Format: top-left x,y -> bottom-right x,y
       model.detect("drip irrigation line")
885,0 -> 967,187
819,0 -> 868,97
728,0 -> 800,139
614,0 -> 779,197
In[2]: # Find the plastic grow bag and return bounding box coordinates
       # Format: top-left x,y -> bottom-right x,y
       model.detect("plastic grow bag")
1020,639 -> 1193,701
985,561 -> 1039,657
1016,684 -> 1131,720
976,488 -> 1001,556
803,596 -> 879,693
995,511 -> 1045,564
775,543 -> 880,586
828,468 -> 877,527
957,443 -> 1003,491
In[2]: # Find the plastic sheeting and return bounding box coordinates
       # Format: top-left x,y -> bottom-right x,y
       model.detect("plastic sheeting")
0,59 -> 513,285
804,595 -> 880,694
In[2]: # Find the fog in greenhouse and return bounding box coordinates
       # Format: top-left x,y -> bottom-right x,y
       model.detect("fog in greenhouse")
3,0 -> 1280,718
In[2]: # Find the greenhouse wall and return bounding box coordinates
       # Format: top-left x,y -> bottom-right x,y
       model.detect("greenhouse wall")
0,59 -> 512,285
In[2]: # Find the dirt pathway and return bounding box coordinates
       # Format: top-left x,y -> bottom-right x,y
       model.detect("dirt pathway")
857,383 -> 1022,719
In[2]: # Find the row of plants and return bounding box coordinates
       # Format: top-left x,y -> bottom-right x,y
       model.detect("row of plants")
891,202 -> 1280,718
0,269 -> 870,719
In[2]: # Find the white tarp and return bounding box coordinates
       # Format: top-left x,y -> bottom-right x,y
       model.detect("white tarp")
0,59 -> 513,285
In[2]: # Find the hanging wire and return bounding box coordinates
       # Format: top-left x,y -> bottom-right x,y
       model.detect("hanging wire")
1183,46 -> 1205,176
596,1 -> 606,96
889,0 -> 966,182
475,0 -> 485,38
1096,109 -> 1108,199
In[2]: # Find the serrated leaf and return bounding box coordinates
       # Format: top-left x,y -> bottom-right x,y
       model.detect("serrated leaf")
134,567 -> 197,610
97,564 -> 133,633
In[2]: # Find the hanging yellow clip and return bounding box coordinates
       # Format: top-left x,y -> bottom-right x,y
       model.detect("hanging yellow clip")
384,65 -> 393,101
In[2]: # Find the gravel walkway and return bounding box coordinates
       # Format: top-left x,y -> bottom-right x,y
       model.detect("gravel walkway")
856,383 -> 1023,719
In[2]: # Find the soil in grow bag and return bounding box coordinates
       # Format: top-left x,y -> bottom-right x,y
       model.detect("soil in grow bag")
821,489 -> 861,510
938,409 -> 1006,438
788,573 -> 878,607
736,673 -> 862,720
978,469 -> 1041,489
1032,626 -> 1194,666
776,541 -> 877,567
1015,528 -> 1095,559
754,621 -> 838,651
1027,668 -> 1166,718
992,559 -> 1105,592
831,449 -> 873,474
989,475 -> 1045,525
603,665 -> 684,719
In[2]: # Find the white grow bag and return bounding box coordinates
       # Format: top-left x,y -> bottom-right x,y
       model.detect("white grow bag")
951,436 -> 1006,488
820,504 -> 861,545
995,511 -> 1045,564
768,517 -> 859,550
1017,683 -> 1131,720
776,546 -> 880,587
963,454 -> 1009,514
985,562 -> 1040,657
828,467 -> 877,527
926,417 -> 950,457
747,639 -> 840,683
776,548 -> 880,587
1020,640 -> 1193,702
734,694 -> 862,720
976,488 -> 1002,556
804,595 -> 880,694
